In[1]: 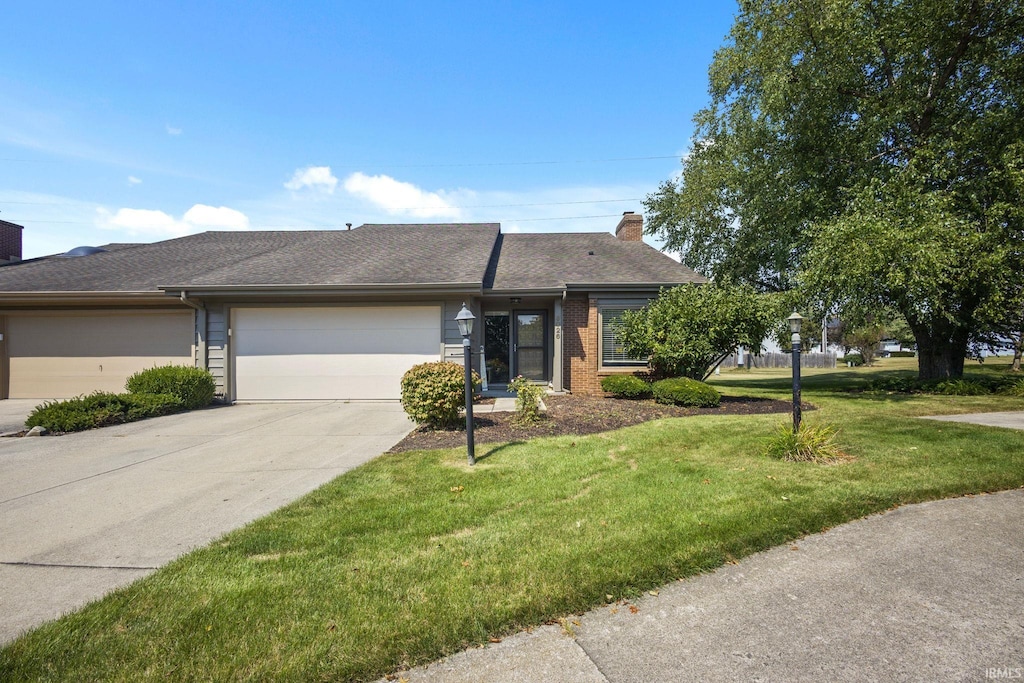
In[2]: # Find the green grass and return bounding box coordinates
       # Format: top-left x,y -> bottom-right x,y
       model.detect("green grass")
3,360 -> 1024,681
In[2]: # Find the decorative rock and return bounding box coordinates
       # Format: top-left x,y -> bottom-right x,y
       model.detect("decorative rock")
26,426 -> 48,437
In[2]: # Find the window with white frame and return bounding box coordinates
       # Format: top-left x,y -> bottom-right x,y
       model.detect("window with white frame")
599,303 -> 647,367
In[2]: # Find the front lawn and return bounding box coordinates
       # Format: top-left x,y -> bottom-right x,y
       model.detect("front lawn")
3,361 -> 1023,682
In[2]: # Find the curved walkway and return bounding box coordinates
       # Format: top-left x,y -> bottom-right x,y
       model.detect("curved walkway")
388,489 -> 1024,682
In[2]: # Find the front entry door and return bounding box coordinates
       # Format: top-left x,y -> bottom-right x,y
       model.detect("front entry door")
514,311 -> 547,382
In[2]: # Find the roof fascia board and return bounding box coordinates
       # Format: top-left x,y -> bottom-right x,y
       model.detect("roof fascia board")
160,282 -> 484,297
565,282 -> 694,292
0,291 -> 179,306
482,287 -> 567,297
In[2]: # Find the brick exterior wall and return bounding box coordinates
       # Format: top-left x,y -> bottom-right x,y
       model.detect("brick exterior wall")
0,220 -> 23,262
563,296 -> 602,395
614,212 -> 643,242
564,294 -> 653,396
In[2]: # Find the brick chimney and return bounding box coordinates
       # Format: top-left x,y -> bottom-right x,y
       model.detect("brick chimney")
614,211 -> 643,241
0,220 -> 23,263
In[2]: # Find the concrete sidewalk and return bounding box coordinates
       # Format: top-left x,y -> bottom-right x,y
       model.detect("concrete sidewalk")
387,489 -> 1024,682
921,410 -> 1024,430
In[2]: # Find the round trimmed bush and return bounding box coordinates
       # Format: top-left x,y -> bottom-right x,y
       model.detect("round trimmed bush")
600,375 -> 652,399
125,365 -> 216,410
401,361 -> 481,429
843,353 -> 864,366
651,377 -> 721,407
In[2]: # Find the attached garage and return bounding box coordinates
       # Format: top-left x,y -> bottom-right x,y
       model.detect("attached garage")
231,305 -> 441,400
6,310 -> 194,398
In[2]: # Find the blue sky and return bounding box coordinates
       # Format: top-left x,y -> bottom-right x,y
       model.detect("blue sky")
1,1 -> 738,258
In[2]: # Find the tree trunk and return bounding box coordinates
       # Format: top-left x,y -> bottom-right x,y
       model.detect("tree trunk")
1013,329 -> 1022,372
911,321 -> 970,380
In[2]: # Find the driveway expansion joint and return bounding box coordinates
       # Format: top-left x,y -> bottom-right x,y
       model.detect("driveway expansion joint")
2,560 -> 159,571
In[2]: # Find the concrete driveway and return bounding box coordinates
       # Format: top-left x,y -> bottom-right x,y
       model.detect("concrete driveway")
0,399 -> 42,434
0,401 -> 413,644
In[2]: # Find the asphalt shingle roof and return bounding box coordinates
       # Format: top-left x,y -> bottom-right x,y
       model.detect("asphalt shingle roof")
488,232 -> 705,290
0,224 -> 500,292
0,223 -> 704,294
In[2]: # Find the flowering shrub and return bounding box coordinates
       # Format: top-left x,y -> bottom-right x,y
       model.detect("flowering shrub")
508,375 -> 544,426
401,361 -> 481,429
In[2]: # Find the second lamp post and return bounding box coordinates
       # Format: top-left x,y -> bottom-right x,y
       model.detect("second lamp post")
455,303 -> 476,465
788,311 -> 804,433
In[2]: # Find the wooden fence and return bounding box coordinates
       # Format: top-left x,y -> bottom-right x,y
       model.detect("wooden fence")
719,352 -> 837,370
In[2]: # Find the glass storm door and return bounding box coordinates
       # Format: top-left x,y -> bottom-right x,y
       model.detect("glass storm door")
514,311 -> 547,381
484,312 -> 510,385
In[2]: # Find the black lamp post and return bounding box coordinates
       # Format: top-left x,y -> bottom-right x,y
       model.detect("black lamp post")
788,311 -> 804,433
455,303 -> 476,466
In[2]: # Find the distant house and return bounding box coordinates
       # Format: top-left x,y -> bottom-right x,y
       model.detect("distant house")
0,213 -> 703,401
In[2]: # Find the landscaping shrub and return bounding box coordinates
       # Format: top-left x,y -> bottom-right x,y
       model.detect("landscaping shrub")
508,375 -> 545,426
999,377 -> 1024,396
764,422 -> 846,463
842,353 -> 864,366
600,375 -> 652,399
929,379 -> 989,396
25,392 -> 184,433
400,361 -> 481,429
865,376 -> 921,393
651,377 -> 721,407
125,365 -> 215,410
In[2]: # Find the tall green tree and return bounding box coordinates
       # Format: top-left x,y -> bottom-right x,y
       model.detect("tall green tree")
645,0 -> 1024,379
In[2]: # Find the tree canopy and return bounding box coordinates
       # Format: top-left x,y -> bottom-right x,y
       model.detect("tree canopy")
645,0 -> 1024,378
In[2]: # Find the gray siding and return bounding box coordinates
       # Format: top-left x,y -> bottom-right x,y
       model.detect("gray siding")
206,304 -> 228,395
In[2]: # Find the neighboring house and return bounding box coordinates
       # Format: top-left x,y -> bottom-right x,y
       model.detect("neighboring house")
0,213 -> 704,401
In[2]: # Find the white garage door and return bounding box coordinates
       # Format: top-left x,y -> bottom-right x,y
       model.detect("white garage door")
232,306 -> 441,400
7,311 -> 194,398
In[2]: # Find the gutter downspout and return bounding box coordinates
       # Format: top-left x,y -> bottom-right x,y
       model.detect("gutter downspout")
179,292 -> 208,371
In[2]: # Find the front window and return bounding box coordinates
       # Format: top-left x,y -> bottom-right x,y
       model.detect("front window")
600,306 -> 646,367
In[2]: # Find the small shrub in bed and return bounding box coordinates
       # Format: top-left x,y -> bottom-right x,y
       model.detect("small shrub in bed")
401,361 -> 481,429
600,375 -> 652,399
508,375 -> 545,426
125,365 -> 215,410
651,377 -> 721,408
25,392 -> 184,433
842,353 -> 864,366
764,422 -> 846,463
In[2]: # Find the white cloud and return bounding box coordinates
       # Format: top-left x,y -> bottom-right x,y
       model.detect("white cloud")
166,125 -> 182,135
127,175 -> 142,185
96,203 -> 250,237
182,204 -> 250,230
285,166 -> 338,193
343,172 -> 461,219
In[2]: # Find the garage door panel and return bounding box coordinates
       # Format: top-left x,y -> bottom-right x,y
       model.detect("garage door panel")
235,328 -> 438,356
233,306 -> 441,400
8,313 -> 194,398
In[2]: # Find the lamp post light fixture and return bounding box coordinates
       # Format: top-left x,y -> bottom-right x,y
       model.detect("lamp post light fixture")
788,311 -> 804,434
455,303 -> 476,466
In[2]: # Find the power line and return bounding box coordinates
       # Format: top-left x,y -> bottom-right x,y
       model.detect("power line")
0,213 -> 625,228
0,154 -> 680,168
0,197 -> 641,210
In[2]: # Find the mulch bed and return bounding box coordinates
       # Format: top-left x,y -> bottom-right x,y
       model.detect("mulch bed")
389,394 -> 810,453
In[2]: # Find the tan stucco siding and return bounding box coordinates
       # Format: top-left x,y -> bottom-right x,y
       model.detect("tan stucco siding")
7,311 -> 194,398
